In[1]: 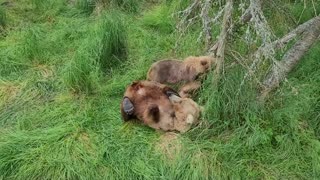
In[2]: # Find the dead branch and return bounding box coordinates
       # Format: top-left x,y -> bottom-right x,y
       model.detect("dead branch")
260,16 -> 320,100
175,0 -> 228,53
198,6 -> 224,44
248,15 -> 318,76
237,0 -> 276,93
273,16 -> 320,49
175,0 -> 201,32
200,0 -> 213,48
209,0 -> 233,81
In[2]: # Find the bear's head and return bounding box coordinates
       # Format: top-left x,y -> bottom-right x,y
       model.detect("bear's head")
184,56 -> 215,75
120,80 -> 180,131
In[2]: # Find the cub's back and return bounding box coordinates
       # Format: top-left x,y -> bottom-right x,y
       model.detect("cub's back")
147,59 -> 183,83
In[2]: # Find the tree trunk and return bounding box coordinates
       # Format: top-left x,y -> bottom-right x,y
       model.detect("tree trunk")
260,16 -> 320,100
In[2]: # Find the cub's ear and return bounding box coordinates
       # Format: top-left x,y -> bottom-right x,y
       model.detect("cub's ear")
201,60 -> 208,66
121,97 -> 135,121
163,87 -> 180,98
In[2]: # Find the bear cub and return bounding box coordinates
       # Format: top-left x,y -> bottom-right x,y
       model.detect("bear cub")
147,56 -> 215,98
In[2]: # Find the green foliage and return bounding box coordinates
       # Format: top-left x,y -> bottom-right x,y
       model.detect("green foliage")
142,4 -> 174,33
0,0 -> 319,179
63,47 -> 100,93
288,0 -> 320,23
62,11 -> 127,93
0,6 -> 6,30
0,125 -> 103,179
75,0 -> 96,14
109,0 -> 141,13
98,11 -> 128,71
31,0 -> 67,16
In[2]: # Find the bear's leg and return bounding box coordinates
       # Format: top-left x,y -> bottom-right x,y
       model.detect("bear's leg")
121,97 -> 135,121
179,81 -> 201,98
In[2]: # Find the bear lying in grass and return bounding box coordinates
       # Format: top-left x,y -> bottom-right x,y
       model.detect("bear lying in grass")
169,93 -> 201,133
120,80 -> 201,132
147,56 -> 215,98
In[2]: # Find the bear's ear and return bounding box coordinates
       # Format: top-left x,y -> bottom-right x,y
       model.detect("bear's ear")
121,97 -> 135,121
130,81 -> 143,91
163,87 -> 180,98
201,60 -> 208,66
168,94 -> 182,103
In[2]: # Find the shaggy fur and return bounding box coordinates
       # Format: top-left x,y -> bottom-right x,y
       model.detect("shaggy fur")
147,56 -> 215,97
121,80 -> 179,131
120,80 -> 201,132
169,94 -> 202,133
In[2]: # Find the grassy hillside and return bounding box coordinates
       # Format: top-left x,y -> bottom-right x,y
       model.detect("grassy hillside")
0,0 -> 319,179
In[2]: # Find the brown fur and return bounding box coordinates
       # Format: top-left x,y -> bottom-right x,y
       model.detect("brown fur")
178,81 -> 201,98
120,80 -> 178,131
147,56 -> 215,98
147,56 -> 214,83
169,95 -> 202,133
120,80 -> 202,132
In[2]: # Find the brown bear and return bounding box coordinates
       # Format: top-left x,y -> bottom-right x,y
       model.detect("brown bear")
120,80 -> 179,131
169,94 -> 202,133
120,80 -> 202,132
147,56 -> 215,98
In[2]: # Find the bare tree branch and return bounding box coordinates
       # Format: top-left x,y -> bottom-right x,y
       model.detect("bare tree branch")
174,0 -> 201,52
237,0 -> 276,93
273,16 -> 320,48
260,16 -> 320,100
209,0 -> 233,81
200,0 -> 213,49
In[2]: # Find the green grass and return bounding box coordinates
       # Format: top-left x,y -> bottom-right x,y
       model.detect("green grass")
0,0 -> 320,179
142,4 -> 174,34
0,6 -> 6,31
75,0 -> 96,14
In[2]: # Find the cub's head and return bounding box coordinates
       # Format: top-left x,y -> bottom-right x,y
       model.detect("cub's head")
184,56 -> 215,74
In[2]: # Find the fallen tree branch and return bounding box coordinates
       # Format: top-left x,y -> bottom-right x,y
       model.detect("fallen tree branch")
175,0 -> 201,31
237,0 -> 276,93
273,16 -> 320,48
200,0 -> 213,49
247,14 -> 319,77
259,16 -> 320,100
174,0 -> 200,48
209,0 -> 233,82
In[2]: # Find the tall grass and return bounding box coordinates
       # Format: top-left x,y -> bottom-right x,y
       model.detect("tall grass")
31,0 -> 67,17
0,0 -> 319,179
98,11 -> 128,71
0,6 -> 6,32
109,0 -> 141,13
142,4 -> 174,33
63,11 -> 127,93
75,0 -> 96,14
75,0 -> 142,14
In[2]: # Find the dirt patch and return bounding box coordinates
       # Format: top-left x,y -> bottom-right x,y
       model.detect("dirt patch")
155,132 -> 182,160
